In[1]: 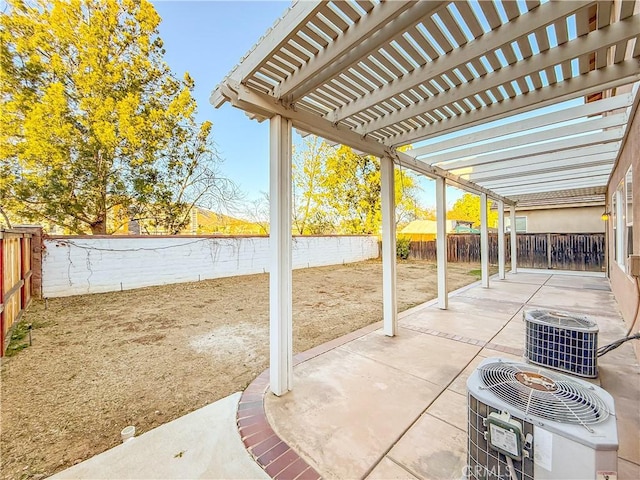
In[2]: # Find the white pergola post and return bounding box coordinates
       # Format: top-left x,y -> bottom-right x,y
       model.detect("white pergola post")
497,200 -> 506,280
269,115 -> 293,396
480,193 -> 489,288
381,155 -> 397,336
436,177 -> 448,309
510,206 -> 518,274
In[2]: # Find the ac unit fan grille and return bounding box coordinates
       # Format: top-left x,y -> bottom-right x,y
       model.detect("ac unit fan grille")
479,361 -> 610,428
526,309 -> 596,330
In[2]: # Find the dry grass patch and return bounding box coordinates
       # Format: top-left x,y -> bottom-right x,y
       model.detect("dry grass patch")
1,259 -> 492,479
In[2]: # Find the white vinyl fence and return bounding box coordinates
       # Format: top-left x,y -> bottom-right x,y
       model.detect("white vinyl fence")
42,235 -> 379,297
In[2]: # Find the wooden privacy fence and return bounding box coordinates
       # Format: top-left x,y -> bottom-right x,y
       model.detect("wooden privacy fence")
0,230 -> 33,355
409,233 -> 605,272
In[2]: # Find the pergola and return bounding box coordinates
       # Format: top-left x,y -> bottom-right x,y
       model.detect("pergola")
211,0 -> 640,395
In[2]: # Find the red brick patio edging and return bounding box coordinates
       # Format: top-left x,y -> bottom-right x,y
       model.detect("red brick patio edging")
236,370 -> 319,480
235,321 -> 383,479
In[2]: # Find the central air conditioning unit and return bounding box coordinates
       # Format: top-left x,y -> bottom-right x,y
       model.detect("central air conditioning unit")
524,309 -> 599,378
467,358 -> 617,480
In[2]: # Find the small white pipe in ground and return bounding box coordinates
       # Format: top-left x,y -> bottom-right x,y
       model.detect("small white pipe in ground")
121,426 -> 136,443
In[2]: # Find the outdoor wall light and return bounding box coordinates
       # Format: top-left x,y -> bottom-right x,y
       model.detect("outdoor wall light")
601,211 -> 610,221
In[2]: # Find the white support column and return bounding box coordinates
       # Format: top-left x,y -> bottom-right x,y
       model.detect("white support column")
480,193 -> 489,288
510,206 -> 518,274
498,200 -> 506,280
381,155 -> 397,336
436,177 -> 448,309
269,115 -> 293,396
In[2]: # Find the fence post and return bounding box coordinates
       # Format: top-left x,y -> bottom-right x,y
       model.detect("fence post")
547,232 -> 552,269
0,230 -> 32,355
12,226 -> 43,299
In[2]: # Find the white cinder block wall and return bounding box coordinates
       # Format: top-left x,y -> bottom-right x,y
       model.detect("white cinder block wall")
42,236 -> 379,297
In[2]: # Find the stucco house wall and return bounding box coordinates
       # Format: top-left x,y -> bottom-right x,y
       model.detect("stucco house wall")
515,205 -> 605,233
606,98 -> 639,361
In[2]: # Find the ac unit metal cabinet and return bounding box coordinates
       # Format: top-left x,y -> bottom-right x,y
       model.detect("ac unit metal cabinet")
524,309 -> 599,378
467,358 -> 617,480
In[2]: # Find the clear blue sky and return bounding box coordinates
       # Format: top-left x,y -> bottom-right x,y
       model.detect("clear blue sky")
151,0 -> 585,212
152,1 -> 458,209
153,1 -> 289,204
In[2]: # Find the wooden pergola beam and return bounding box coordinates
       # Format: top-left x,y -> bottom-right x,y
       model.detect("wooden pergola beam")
217,81 -> 517,206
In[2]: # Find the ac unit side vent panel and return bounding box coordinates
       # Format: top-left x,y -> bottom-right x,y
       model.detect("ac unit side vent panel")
468,393 -> 535,480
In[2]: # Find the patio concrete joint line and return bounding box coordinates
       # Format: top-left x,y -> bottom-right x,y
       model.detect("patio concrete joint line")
360,352 -> 485,479
400,324 -> 523,357
386,454 -> 424,480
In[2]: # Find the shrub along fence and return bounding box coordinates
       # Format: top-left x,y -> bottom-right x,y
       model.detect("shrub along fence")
408,233 -> 605,272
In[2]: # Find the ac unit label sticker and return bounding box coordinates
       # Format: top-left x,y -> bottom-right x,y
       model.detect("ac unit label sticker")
489,424 -> 519,457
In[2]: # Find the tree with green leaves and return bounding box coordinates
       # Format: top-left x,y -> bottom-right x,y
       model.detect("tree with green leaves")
448,192 -> 498,228
0,0 -> 238,234
292,136 -> 335,235
322,145 -> 381,234
291,138 -> 426,235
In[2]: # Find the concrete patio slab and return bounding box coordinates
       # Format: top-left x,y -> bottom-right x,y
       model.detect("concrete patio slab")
260,272 -> 639,480
425,388 -> 467,432
456,280 -> 541,304
478,348 -> 523,361
597,362 -> 640,465
387,413 -> 467,480
501,272 -> 551,285
544,274 -> 611,290
439,295 -> 523,318
264,346 -> 444,479
596,342 -> 638,365
51,392 -> 267,480
341,328 -> 481,386
517,268 -> 606,277
447,356 -> 488,397
489,318 -> 528,350
620,458 -> 640,480
400,306 -> 513,342
527,285 -> 621,318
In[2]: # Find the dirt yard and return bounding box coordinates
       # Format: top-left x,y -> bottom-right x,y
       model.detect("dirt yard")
1,259 -> 490,479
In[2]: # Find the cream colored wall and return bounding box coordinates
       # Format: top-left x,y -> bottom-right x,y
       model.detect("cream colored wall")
606,94 -> 639,362
516,206 -> 605,233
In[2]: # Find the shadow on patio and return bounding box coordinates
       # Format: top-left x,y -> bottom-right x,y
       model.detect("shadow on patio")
242,271 -> 640,480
